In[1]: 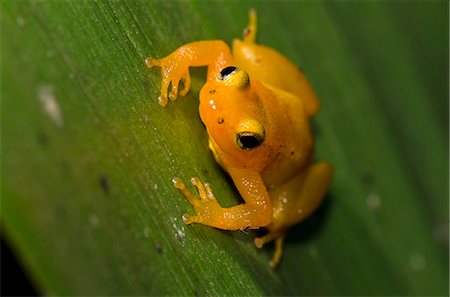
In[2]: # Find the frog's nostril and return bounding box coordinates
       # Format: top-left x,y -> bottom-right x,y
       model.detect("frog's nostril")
219,66 -> 238,79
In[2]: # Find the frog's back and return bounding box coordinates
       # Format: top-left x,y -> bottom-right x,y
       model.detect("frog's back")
232,39 -> 319,116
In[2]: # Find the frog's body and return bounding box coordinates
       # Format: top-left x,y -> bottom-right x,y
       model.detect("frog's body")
146,10 -> 333,267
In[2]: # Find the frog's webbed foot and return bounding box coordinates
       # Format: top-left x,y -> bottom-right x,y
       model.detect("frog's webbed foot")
255,230 -> 287,268
172,177 -> 221,225
145,57 -> 191,106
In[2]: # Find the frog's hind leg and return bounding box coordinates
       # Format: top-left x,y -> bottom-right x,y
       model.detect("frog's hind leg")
255,162 -> 333,267
243,9 -> 257,43
286,162 -> 333,224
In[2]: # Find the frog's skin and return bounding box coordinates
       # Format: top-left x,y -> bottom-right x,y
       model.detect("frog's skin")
146,10 -> 333,267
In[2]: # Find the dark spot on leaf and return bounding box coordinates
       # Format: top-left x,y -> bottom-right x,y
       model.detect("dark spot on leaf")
154,241 -> 162,254
217,118 -> 224,124
209,89 -> 216,94
361,171 -> 375,185
37,132 -> 49,147
99,174 -> 110,195
290,151 -> 295,156
141,78 -> 150,91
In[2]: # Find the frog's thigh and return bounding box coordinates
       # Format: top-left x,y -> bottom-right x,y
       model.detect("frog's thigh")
255,163 -> 332,267
272,162 -> 333,229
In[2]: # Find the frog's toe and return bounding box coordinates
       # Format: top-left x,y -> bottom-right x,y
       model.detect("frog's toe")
158,81 -> 170,106
190,177 -> 211,202
255,231 -> 286,268
254,237 -> 265,248
158,95 -> 168,106
269,236 -> 285,268
182,214 -> 201,225
254,231 -> 277,248
172,177 -> 200,207
179,71 -> 191,96
168,84 -> 179,101
145,57 -> 161,68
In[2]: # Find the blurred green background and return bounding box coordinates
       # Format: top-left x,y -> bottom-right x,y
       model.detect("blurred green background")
1,0 -> 448,295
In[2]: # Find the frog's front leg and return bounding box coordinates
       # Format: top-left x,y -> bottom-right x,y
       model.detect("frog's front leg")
146,41 -> 233,106
173,169 -> 273,230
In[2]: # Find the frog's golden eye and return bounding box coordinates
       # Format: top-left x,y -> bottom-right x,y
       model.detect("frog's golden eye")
217,66 -> 250,88
219,66 -> 238,79
236,131 -> 265,150
236,119 -> 265,150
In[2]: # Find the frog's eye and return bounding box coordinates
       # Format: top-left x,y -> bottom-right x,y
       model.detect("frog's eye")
236,131 -> 265,150
217,66 -> 250,88
235,119 -> 265,150
219,66 -> 238,79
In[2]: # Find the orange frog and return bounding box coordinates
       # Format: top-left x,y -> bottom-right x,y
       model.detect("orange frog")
146,10 -> 333,267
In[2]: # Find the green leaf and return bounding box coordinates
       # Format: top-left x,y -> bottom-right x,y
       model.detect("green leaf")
1,0 -> 448,295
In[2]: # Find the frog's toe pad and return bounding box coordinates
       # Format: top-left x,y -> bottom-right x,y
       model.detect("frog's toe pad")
145,57 -> 159,68
182,214 -> 200,225
254,237 -> 265,248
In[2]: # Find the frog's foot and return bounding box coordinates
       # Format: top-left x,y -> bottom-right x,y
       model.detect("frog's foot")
172,177 -> 222,225
255,230 -> 286,268
145,57 -> 191,106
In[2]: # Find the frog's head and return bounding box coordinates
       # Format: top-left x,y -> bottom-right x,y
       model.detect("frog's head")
199,66 -> 274,171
